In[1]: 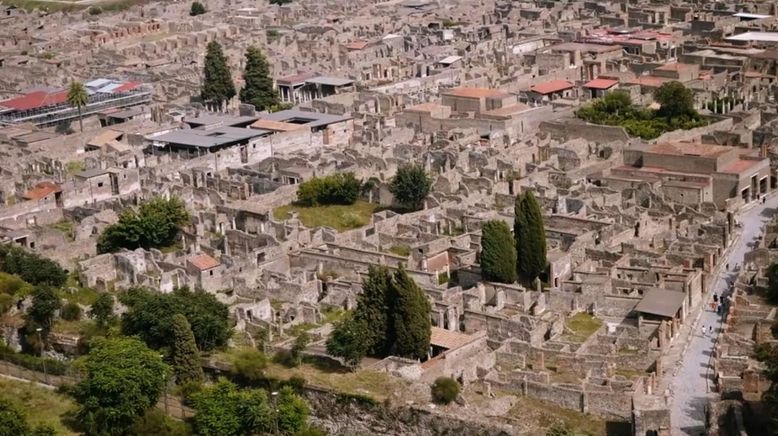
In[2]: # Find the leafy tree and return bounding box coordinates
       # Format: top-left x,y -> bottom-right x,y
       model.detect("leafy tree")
171,313 -> 204,385
89,293 -> 114,328
189,1 -> 206,15
480,220 -> 517,284
192,379 -> 274,436
25,286 -> 61,336
289,332 -> 310,367
430,377 -> 460,404
97,196 -> 189,254
74,337 -> 168,435
276,386 -> 308,434
66,81 -> 88,133
654,81 -> 696,120
31,424 -> 56,436
229,347 -> 268,382
296,173 -> 361,206
60,301 -> 82,321
391,266 -> 431,360
0,398 -> 29,436
127,408 -> 191,436
356,265 -> 393,355
201,41 -> 235,108
0,244 -> 66,287
240,46 -> 278,111
390,165 -> 432,211
121,287 -> 231,352
325,314 -> 370,369
767,263 -> 778,302
514,191 -> 547,281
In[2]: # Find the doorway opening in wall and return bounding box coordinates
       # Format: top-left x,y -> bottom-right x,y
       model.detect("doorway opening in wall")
760,177 -> 768,195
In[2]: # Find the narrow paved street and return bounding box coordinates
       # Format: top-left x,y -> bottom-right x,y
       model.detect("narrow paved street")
669,195 -> 778,435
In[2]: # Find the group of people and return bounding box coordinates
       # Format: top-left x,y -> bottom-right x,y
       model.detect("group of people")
709,293 -> 725,315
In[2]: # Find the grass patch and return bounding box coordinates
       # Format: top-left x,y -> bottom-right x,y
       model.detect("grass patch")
0,378 -> 77,435
58,274 -> 100,306
562,313 -> 602,343
49,220 -> 75,241
507,395 -> 610,436
273,201 -> 378,232
286,322 -> 317,337
321,307 -> 348,325
52,318 -> 98,336
65,161 -> 84,175
264,360 -> 404,401
386,244 -> 410,257
614,368 -> 646,379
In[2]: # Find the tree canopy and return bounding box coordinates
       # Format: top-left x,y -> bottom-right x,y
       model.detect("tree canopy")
120,287 -> 231,352
327,265 -> 431,366
296,173 -> 361,206
66,81 -> 88,132
654,81 -> 696,119
480,220 -> 517,284
201,41 -> 236,107
576,85 -> 707,140
192,380 -> 307,436
171,313 -> 204,385
189,1 -> 206,15
89,293 -> 115,328
97,196 -> 189,254
0,244 -> 66,287
0,398 -> 29,436
73,337 -> 168,435
239,46 -> 278,112
514,191 -> 547,281
390,165 -> 432,211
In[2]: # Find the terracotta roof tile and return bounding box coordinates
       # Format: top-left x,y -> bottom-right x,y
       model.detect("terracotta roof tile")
443,87 -> 511,99
23,181 -> 61,201
189,254 -> 220,270
583,78 -> 619,89
530,80 -> 574,95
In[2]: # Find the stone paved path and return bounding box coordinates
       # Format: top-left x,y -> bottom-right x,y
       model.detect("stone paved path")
668,194 -> 778,435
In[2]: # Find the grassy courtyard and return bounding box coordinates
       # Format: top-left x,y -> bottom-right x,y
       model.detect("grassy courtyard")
0,378 -> 78,435
562,313 -> 603,343
273,201 -> 378,232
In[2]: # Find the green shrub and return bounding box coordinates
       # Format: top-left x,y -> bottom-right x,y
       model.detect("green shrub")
0,245 -> 66,287
189,1 -> 206,15
430,377 -> 459,404
0,344 -> 69,375
60,302 -> 82,321
230,348 -> 268,382
87,6 -> 102,14
296,173 -> 361,206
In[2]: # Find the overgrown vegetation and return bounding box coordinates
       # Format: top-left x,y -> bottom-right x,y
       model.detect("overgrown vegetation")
97,196 -> 189,254
327,265 -> 431,367
120,287 -> 231,352
431,377 -> 460,404
390,165 -> 432,211
562,313 -> 603,343
273,201 -> 378,232
0,244 -> 67,287
296,173 -> 361,207
576,82 -> 708,140
0,379 -> 76,435
189,1 -> 206,15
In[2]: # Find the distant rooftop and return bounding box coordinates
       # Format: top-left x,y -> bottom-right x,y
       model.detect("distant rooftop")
726,32 -> 778,42
442,87 -> 511,99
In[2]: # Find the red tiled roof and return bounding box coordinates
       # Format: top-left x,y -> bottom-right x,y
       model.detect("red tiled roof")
443,87 -> 511,99
0,90 -> 68,111
113,81 -> 140,92
530,80 -> 574,95
345,40 -> 368,50
189,254 -> 220,270
583,78 -> 619,90
276,72 -> 318,85
626,75 -> 671,88
23,181 -> 61,201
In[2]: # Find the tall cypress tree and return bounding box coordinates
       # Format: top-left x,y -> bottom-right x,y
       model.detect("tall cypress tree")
201,41 -> 235,107
480,220 -> 517,284
515,191 -> 547,281
354,265 -> 392,355
239,46 -> 278,111
171,313 -> 204,385
391,266 -> 431,361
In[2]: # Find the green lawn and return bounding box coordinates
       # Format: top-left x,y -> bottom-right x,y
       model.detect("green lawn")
562,313 -> 603,343
506,395 -> 612,436
273,201 -> 378,232
0,378 -> 78,435
386,244 -> 410,257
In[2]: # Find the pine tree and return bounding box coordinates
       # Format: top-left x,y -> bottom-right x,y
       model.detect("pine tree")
354,265 -> 392,355
514,191 -> 547,281
391,266 -> 431,360
239,46 -> 278,111
171,313 -> 204,385
201,41 -> 235,108
480,220 -> 517,284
